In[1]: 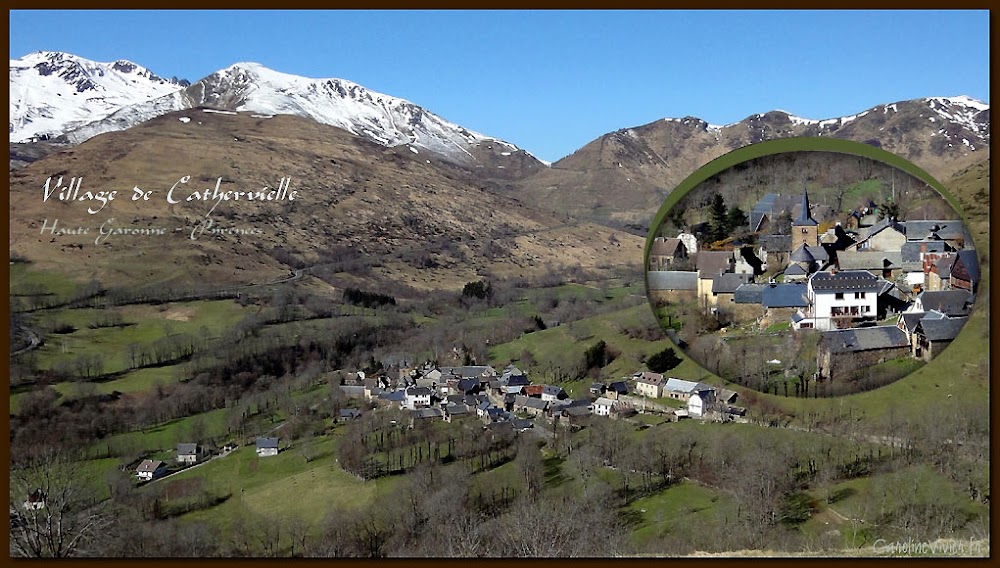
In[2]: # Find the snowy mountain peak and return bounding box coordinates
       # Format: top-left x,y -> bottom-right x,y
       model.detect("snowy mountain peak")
47,57 -> 519,166
10,51 -> 186,142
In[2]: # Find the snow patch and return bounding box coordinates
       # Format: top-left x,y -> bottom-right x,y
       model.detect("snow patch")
178,116 -> 191,123
409,146 -> 419,154
203,108 -> 237,115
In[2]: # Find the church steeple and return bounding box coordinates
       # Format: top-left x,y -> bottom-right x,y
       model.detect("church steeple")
793,186 -> 817,227
791,185 -> 819,249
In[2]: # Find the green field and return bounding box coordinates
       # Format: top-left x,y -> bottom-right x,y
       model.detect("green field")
162,434 -> 391,534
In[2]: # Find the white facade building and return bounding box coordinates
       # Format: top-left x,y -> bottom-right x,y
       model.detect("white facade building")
807,271 -> 880,331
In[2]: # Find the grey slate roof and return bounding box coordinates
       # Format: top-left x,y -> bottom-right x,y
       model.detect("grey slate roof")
784,264 -> 809,276
821,326 -> 909,354
608,381 -> 629,395
513,395 -> 548,411
256,437 -> 279,449
917,316 -> 968,342
542,385 -> 566,397
177,443 -> 198,455
649,238 -> 685,257
761,283 -> 809,308
750,193 -> 780,232
932,254 -> 957,278
790,243 -> 815,263
760,234 -> 792,253
696,251 -> 734,277
903,220 -> 966,242
901,240 -> 950,263
412,407 -> 443,419
837,250 -> 902,271
857,217 -> 905,243
953,250 -> 980,283
647,270 -> 698,291
380,390 -> 406,402
137,459 -> 165,473
504,374 -> 531,387
807,245 -> 829,262
898,310 -> 946,332
734,283 -> 766,304
917,290 -> 973,316
712,272 -> 752,294
793,189 -> 818,226
809,270 -> 879,292
563,405 -> 592,417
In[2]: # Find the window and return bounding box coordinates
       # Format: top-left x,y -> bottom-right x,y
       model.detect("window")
854,292 -> 866,299
835,292 -> 844,300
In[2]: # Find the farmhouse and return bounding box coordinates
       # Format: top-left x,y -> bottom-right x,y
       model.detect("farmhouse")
913,316 -> 968,361
711,272 -> 753,307
648,237 -> 689,270
634,372 -> 666,398
817,326 -> 910,380
663,378 -> 714,401
540,385 -> 568,402
835,250 -> 903,280
761,282 -> 809,326
911,289 -> 973,317
903,220 -> 967,247
593,397 -> 617,417
513,395 -> 548,417
136,459 -> 167,481
255,437 -> 279,457
852,218 -> 906,252
177,443 -> 201,464
647,271 -> 698,304
697,251 -> 736,308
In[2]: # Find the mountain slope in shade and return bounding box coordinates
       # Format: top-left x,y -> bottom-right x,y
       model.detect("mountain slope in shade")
516,96 -> 989,228
57,61 -> 543,173
9,51 -> 187,142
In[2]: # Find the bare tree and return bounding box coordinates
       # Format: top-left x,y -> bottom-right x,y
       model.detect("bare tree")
9,449 -> 117,557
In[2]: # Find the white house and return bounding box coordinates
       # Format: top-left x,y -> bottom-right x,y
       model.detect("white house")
807,270 -> 879,331
540,385 -> 567,402
404,386 -> 432,410
256,437 -> 279,457
136,459 -> 167,481
663,378 -> 714,401
687,390 -> 715,417
593,397 -> 616,417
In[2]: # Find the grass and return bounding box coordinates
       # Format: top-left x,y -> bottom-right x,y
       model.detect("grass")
628,480 -> 735,550
29,299 -> 249,376
168,434 -> 392,536
489,302 -> 693,383
95,407 -> 232,458
9,262 -> 82,302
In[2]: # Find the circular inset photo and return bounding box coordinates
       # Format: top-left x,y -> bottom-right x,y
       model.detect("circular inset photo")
645,138 -> 979,397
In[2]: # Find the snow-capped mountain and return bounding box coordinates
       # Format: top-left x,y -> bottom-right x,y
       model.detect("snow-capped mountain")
51,60 -> 525,165
9,51 -> 188,142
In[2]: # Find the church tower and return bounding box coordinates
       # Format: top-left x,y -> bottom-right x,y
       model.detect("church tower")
791,187 -> 818,250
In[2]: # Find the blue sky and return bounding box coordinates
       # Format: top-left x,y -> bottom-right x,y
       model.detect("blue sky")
10,10 -> 990,163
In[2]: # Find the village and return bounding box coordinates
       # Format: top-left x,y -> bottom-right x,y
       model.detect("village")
648,188 -> 978,381
128,362 -> 746,483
